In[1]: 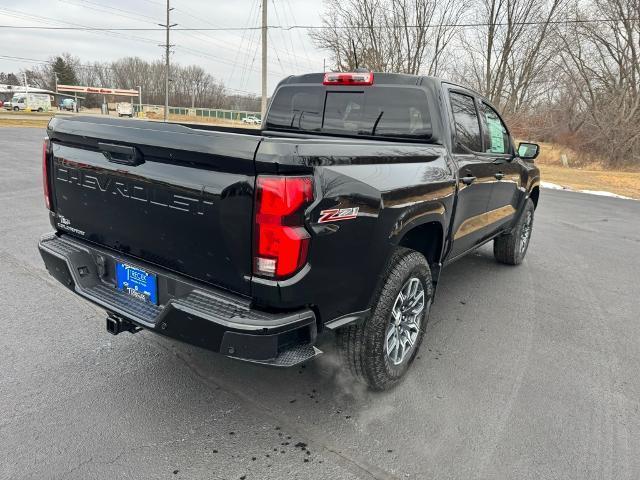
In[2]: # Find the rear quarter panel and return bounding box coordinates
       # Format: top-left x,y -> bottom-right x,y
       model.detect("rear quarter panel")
253,137 -> 455,325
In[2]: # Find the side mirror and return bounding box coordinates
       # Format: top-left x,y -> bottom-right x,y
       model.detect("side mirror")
517,142 -> 539,160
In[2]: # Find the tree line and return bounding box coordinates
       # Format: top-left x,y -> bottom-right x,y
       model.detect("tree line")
312,0 -> 640,168
2,0 -> 637,167
2,54 -> 260,112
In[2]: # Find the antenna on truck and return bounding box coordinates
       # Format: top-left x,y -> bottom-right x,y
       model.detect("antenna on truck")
351,39 -> 359,69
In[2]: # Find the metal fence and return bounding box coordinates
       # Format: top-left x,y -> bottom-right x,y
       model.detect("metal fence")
132,104 -> 261,121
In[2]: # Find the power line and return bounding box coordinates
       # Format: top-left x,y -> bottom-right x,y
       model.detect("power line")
57,0 -> 317,74
261,0 -> 268,118
0,54 -> 261,97
0,8 -> 160,45
228,0 -> 260,86
0,6 -> 297,80
283,0 -> 315,70
60,0 -> 160,23
1,17 -> 638,31
271,0 -> 298,70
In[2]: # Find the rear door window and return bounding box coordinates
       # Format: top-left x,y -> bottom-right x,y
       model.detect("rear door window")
449,92 -> 482,152
266,86 -> 431,139
480,102 -> 511,154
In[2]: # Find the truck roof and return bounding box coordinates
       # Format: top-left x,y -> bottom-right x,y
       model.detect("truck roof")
280,71 -> 465,88
276,72 -> 482,99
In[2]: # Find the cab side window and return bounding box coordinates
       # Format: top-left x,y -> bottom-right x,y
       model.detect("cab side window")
480,102 -> 511,154
449,92 -> 482,152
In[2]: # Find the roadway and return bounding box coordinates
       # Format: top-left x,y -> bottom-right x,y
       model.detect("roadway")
1,127 -> 639,479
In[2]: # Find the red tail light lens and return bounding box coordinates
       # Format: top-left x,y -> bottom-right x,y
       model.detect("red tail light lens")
254,176 -> 313,279
42,138 -> 51,210
323,72 -> 374,86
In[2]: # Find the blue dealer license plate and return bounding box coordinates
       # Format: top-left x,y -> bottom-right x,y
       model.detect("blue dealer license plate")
116,262 -> 158,304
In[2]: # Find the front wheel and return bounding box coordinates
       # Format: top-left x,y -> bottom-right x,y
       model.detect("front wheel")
13,106 -> 19,111
337,247 -> 433,391
493,198 -> 535,265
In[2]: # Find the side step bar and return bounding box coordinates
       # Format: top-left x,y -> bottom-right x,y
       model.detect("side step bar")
234,344 -> 323,368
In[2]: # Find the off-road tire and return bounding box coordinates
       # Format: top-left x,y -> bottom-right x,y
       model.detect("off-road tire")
337,247 -> 433,391
493,198 -> 535,265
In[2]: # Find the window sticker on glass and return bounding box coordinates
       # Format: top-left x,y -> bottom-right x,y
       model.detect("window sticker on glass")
485,113 -> 505,153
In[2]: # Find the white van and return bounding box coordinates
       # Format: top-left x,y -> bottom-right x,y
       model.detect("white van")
116,102 -> 134,118
6,93 -> 52,112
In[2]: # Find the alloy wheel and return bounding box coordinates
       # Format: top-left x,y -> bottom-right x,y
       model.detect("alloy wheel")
385,277 -> 426,366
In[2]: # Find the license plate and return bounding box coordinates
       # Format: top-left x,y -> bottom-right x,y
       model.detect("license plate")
116,262 -> 158,304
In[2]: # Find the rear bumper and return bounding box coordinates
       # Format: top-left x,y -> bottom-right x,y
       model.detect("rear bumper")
38,233 -> 320,366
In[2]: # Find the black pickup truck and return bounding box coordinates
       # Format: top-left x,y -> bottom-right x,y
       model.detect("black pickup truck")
39,72 -> 540,390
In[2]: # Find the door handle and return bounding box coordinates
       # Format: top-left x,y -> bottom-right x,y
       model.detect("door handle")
460,175 -> 477,186
495,172 -> 505,180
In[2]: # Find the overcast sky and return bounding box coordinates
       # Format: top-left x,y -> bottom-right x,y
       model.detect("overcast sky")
1,0 -> 327,95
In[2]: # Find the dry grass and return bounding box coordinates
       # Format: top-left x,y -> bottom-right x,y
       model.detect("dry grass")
0,118 -> 50,128
513,140 -> 639,199
538,164 -> 640,199
1,118 -> 636,198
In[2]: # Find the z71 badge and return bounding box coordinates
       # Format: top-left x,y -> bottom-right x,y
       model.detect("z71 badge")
318,207 -> 359,223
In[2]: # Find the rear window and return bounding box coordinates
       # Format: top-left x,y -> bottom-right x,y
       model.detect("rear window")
266,86 -> 431,139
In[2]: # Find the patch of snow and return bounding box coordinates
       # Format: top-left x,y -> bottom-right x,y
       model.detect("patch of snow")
540,181 -> 567,190
576,189 -> 633,200
541,181 -> 635,200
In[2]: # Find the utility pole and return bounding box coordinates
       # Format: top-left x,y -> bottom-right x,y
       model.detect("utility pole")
23,72 -> 29,110
261,0 -> 267,119
54,73 -> 59,110
159,0 -> 176,122
136,85 -> 142,115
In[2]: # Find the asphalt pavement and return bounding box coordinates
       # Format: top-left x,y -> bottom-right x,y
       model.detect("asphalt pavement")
1,127 -> 639,480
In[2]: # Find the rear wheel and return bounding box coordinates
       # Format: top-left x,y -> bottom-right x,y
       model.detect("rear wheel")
337,247 -> 432,391
493,199 -> 535,265
13,106 -> 19,111
37,108 -> 43,112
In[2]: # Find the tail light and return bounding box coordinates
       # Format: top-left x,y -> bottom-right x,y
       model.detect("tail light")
254,176 -> 314,279
42,138 -> 51,210
323,72 -> 374,86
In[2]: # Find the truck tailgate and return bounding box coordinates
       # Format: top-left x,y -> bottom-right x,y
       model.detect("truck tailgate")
47,117 -> 260,296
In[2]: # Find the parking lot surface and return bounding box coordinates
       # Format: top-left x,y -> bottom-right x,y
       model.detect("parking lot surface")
1,127 -> 639,480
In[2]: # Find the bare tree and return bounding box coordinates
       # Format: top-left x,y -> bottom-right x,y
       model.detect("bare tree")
458,0 -> 568,113
556,0 -> 640,166
310,0 -> 467,76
